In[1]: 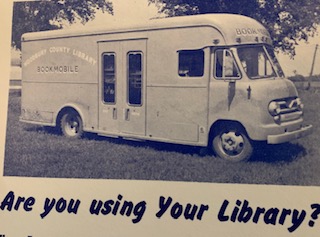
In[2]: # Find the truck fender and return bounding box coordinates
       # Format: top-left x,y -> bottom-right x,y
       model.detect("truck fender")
54,103 -> 89,129
209,119 -> 256,141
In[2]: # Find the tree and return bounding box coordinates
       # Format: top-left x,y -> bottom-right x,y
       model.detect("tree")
149,0 -> 320,57
12,0 -> 113,50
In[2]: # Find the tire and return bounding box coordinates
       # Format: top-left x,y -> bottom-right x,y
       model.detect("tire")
211,124 -> 253,162
60,111 -> 83,139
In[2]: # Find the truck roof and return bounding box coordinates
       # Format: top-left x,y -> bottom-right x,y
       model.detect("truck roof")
22,14 -> 272,46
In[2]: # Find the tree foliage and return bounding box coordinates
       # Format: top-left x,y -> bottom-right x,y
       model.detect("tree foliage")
12,0 -> 113,50
149,0 -> 320,56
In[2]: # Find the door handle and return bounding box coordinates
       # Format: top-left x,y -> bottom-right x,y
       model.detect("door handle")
113,108 -> 117,120
125,108 -> 130,121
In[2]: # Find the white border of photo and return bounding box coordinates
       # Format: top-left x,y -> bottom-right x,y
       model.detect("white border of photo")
1,1 -> 320,237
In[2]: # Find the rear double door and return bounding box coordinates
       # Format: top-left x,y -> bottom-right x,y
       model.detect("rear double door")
98,39 -> 147,136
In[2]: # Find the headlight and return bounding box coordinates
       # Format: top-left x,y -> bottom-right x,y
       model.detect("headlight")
296,98 -> 304,111
268,101 -> 281,116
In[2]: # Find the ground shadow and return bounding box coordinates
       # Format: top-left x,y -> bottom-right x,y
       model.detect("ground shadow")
25,126 -> 202,155
250,142 -> 307,163
83,132 -> 308,163
84,132 -> 202,155
26,125 -> 307,163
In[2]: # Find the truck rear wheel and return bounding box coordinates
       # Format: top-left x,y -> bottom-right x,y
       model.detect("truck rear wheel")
60,111 -> 83,139
211,124 -> 253,162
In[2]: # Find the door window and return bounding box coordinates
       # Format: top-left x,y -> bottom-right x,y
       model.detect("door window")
128,52 -> 143,106
102,53 -> 116,104
215,49 -> 241,79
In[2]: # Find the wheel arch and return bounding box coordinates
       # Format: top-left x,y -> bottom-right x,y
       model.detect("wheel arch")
208,119 -> 249,145
55,103 -> 87,128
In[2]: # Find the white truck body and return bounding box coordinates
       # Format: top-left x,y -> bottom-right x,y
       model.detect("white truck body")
20,14 -> 312,161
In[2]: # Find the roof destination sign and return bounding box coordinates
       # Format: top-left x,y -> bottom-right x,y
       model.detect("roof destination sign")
235,28 -> 269,36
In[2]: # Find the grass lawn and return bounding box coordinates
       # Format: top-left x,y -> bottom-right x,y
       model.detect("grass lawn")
3,88 -> 320,185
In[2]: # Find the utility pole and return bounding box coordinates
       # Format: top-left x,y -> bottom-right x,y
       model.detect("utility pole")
307,44 -> 318,90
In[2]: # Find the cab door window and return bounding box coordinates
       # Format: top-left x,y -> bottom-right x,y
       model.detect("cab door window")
215,49 -> 241,79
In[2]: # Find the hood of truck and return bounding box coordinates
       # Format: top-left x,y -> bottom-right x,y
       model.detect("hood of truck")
245,78 -> 298,100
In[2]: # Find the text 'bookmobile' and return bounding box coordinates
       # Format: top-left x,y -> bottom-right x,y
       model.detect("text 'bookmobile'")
20,14 -> 312,162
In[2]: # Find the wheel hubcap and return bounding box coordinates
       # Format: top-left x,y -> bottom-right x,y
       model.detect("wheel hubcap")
66,116 -> 79,135
221,131 -> 245,156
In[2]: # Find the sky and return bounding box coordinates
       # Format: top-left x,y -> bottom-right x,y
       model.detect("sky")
12,0 -> 320,77
277,38 -> 320,76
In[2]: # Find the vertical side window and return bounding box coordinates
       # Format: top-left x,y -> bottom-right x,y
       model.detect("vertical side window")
178,49 -> 204,77
128,52 -> 143,106
102,53 -> 116,104
215,49 -> 240,79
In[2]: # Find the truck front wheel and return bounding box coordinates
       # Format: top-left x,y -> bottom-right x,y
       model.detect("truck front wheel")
60,111 -> 83,139
211,124 -> 253,162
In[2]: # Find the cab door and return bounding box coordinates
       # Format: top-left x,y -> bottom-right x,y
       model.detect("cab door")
211,48 -> 241,111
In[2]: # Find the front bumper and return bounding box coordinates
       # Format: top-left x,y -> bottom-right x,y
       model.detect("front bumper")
267,124 -> 313,144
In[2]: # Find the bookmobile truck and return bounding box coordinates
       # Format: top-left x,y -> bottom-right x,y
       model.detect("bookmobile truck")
20,14 -> 312,162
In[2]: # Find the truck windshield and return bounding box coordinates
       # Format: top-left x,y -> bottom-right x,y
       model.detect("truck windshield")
237,45 -> 284,79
